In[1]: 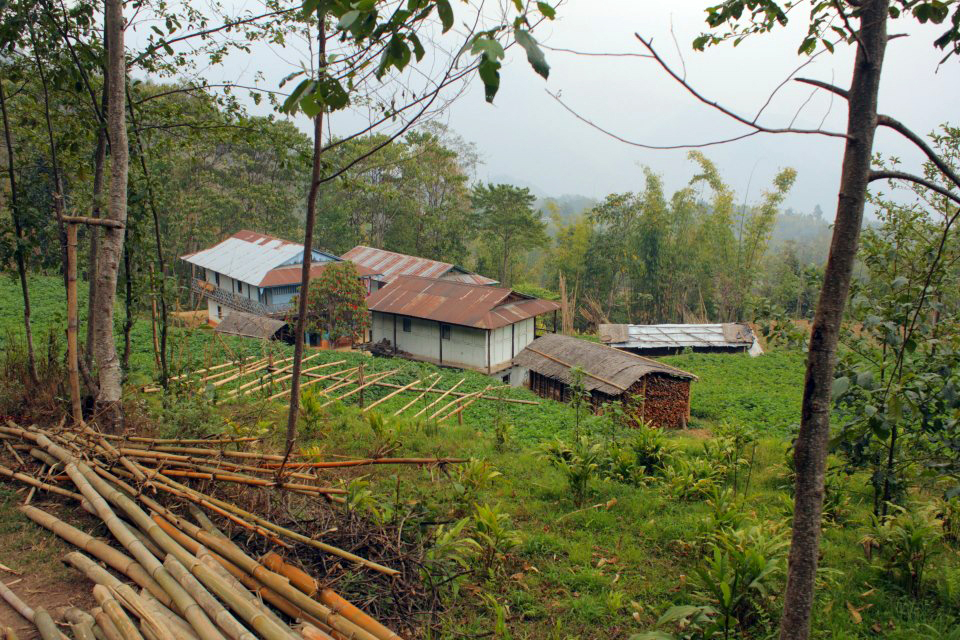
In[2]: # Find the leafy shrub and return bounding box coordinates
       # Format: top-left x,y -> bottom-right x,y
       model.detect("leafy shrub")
702,487 -> 750,542
663,457 -> 719,502
629,422 -> 676,474
861,504 -> 943,597
542,436 -> 602,506
471,503 -> 522,578
934,495 -> 960,545
452,458 -> 502,504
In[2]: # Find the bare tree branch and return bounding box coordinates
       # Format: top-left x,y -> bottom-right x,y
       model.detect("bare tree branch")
869,170 -> 960,207
877,115 -> 960,190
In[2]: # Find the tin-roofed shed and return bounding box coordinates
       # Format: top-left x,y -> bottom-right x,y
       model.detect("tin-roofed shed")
599,323 -> 763,356
514,334 -> 697,428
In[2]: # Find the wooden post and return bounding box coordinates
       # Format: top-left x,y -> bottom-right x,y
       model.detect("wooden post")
66,222 -> 83,425
357,361 -> 365,408
149,264 -> 161,371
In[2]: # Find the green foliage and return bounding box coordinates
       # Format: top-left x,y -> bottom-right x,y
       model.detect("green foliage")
292,261 -> 370,343
542,436 -> 603,507
663,456 -> 720,502
471,503 -> 522,577
861,504 -> 944,597
662,352 -> 806,435
452,458 -> 502,504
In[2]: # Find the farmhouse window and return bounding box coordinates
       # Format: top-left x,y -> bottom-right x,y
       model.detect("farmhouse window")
402,317 -> 412,333
440,324 -> 451,340
216,305 -> 222,318
215,272 -> 220,287
236,281 -> 242,293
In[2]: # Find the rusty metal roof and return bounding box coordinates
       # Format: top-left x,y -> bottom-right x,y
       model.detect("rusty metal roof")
259,262 -> 379,287
514,334 -> 697,395
341,246 -> 498,286
365,276 -> 559,330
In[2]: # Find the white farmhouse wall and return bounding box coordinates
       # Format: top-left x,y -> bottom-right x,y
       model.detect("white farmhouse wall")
372,312 -> 491,370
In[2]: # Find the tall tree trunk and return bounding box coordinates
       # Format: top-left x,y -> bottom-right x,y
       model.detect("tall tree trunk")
0,78 -> 38,383
92,0 -> 129,431
86,77 -> 109,373
284,17 -> 327,456
121,244 -> 134,373
778,3 -> 888,639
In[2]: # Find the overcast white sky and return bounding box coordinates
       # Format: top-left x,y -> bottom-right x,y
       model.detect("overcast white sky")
136,1 -> 960,216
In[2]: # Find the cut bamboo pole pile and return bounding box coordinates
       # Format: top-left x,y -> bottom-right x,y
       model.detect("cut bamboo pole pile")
0,423 -> 431,640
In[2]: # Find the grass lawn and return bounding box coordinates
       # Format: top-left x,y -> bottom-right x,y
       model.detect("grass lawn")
1,275 -> 958,638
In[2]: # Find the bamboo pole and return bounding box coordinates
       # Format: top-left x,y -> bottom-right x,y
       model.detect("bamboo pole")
320,369 -> 399,408
92,606 -> 124,640
413,378 -> 466,418
231,355 -> 336,397
64,607 -> 98,640
164,556 -> 257,640
210,358 -> 274,388
168,356 -> 258,383
65,222 -> 83,425
112,584 -> 177,640
0,578 -> 69,640
260,553 -> 402,640
267,366 -> 357,401
137,591 -> 200,640
194,553 -> 298,640
260,457 -> 465,470
362,377 -> 422,413
154,469 -> 345,495
0,463 -> 84,501
30,433 -> 226,640
142,467 -> 392,573
438,386 -> 491,423
150,516 -> 377,640
393,374 -> 440,416
428,383 -> 482,421
21,505 -> 173,607
329,377 -> 538,405
93,585 -> 144,640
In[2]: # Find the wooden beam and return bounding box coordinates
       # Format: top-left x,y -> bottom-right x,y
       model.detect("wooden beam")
60,215 -> 124,228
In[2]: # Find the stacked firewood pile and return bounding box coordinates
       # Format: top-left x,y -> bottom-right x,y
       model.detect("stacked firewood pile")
629,374 -> 692,429
0,422 -> 464,639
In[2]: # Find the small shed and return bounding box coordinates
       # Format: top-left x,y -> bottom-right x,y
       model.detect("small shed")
214,311 -> 286,341
598,323 -> 763,356
513,334 -> 698,429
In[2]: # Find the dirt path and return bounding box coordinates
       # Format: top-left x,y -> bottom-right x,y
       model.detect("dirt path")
0,491 -> 96,638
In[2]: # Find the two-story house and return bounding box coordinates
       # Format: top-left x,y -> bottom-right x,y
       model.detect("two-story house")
181,230 -> 378,326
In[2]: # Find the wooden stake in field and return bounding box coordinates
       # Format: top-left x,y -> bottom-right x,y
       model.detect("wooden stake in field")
413,378 -> 466,418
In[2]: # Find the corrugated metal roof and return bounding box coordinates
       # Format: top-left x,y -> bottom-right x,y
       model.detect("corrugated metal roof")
598,323 -> 758,350
214,311 -> 286,340
181,231 -> 349,287
259,262 -> 379,287
514,334 -> 696,395
366,276 -> 559,330
341,246 -> 498,286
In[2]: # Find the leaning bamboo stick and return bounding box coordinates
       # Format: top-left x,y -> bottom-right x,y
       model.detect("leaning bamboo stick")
112,584 -> 177,640
267,366 -> 357,401
320,369 -> 399,408
108,436 -> 263,446
393,374 -> 441,416
119,450 -> 320,482
210,359 -> 274,388
137,591 -> 200,640
362,377 -> 423,413
413,378 -> 466,418
227,353 -> 325,397
21,505 -> 173,608
154,469 -> 346,495
330,378 -> 538,405
236,356 -> 340,397
197,358 -> 270,386
428,384 -> 484,421
118,446 -> 292,462
168,356 -> 258,382
438,386 -> 492,423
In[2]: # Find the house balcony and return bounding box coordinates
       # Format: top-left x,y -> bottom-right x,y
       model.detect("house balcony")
191,278 -> 287,316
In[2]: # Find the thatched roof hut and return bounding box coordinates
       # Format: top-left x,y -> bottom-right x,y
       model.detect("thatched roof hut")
214,311 -> 286,340
513,334 -> 697,428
